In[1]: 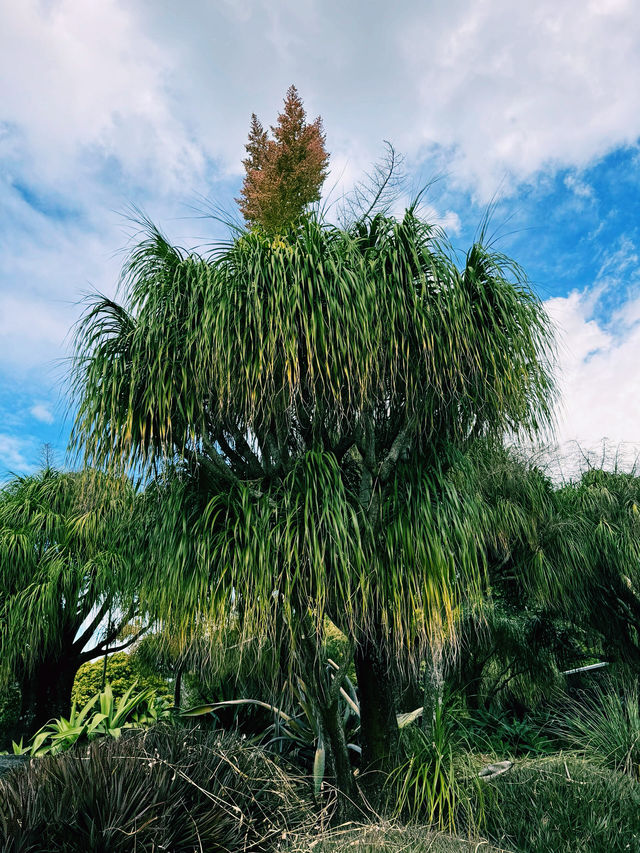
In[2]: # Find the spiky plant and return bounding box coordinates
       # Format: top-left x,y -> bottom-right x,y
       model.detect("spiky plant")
70,206 -> 555,804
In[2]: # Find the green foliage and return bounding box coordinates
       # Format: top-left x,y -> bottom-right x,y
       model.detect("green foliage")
560,680 -> 640,779
462,708 -> 555,757
70,163 -> 556,795
11,683 -> 171,757
0,467 -> 148,734
386,700 -> 483,834
323,619 -> 356,683
0,726 -> 314,852
435,445 -> 602,720
183,660 -> 362,795
482,756 -> 640,853
71,651 -> 168,708
71,210 -> 555,663
556,467 -> 640,670
0,684 -> 20,749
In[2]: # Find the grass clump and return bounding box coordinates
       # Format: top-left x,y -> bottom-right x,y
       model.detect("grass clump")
385,714 -> 485,835
0,725 -> 315,852
482,755 -> 640,852
560,680 -> 640,779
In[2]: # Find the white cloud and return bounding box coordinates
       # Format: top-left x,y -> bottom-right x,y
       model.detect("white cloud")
0,293 -> 72,374
544,284 -> 640,469
0,0 -> 204,191
1,0 -> 640,463
3,0 -> 640,201
564,174 -> 595,200
0,434 -> 30,472
30,403 -> 55,424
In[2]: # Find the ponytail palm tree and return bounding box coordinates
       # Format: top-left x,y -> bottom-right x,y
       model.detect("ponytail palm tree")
555,467 -> 640,670
71,209 -> 555,799
0,468 -> 146,739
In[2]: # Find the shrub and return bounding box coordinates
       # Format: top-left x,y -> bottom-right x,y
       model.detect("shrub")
0,725 -> 315,852
72,651 -> 169,708
482,755 -> 640,852
560,681 -> 640,779
462,706 -> 555,757
11,683 -> 172,757
385,699 -> 485,834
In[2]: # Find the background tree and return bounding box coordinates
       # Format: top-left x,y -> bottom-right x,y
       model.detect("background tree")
237,85 -> 329,231
555,467 -> 640,672
436,446 -> 592,714
0,467 -> 146,740
71,650 -> 169,709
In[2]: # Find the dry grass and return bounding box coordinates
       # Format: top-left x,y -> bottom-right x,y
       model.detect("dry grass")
289,822 -> 503,852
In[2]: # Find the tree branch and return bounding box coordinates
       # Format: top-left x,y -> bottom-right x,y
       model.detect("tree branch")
71,597 -> 112,654
80,626 -> 147,664
377,422 -> 414,483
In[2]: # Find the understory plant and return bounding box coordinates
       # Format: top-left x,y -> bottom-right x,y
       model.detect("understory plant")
385,697 -> 484,834
0,726 -> 315,852
482,755 -> 640,853
184,662 -> 423,797
559,679 -> 640,779
71,650 -> 169,708
461,706 -> 555,757
184,661 -> 362,795
10,683 -> 171,757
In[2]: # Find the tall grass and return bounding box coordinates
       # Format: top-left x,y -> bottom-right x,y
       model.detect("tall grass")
385,700 -> 485,834
482,755 -> 640,853
560,680 -> 640,779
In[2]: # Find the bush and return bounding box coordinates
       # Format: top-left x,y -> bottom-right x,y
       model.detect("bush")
482,755 -> 640,852
560,681 -> 640,779
72,651 -> 169,708
462,707 -> 555,757
0,725 -> 315,852
12,683 -> 172,757
385,695 -> 485,835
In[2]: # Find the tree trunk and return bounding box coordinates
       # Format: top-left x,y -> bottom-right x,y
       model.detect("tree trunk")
354,634 -> 399,803
295,610 -> 361,819
173,663 -> 183,708
19,656 -> 79,736
317,697 -> 359,820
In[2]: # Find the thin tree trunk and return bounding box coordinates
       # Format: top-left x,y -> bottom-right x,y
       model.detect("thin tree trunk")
173,663 -> 183,709
317,699 -> 360,821
296,611 -> 361,819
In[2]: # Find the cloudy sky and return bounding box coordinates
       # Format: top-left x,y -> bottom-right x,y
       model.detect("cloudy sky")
1,0 -> 639,478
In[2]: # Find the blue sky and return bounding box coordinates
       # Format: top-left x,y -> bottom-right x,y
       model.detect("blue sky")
1,0 -> 640,479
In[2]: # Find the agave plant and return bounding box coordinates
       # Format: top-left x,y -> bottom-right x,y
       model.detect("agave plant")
183,662 -> 360,795
11,683 -> 172,757
183,659 -> 422,796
